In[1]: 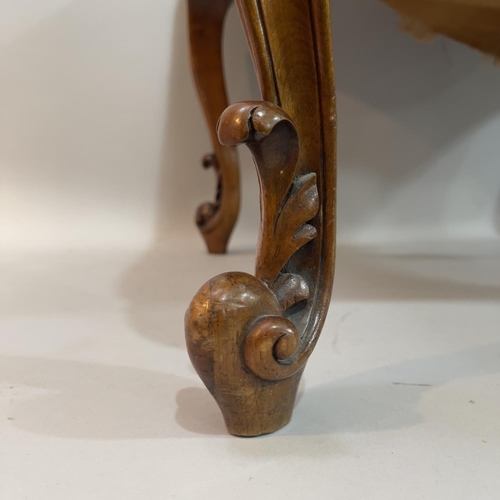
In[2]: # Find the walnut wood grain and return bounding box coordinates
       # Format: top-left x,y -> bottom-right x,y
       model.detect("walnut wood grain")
188,0 -> 240,254
382,0 -> 500,59
185,0 -> 336,436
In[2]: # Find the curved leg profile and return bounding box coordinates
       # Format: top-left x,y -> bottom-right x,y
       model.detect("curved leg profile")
188,0 -> 240,254
185,0 -> 337,436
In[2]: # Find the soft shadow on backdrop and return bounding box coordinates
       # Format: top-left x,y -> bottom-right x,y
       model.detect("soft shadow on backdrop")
2,340 -> 499,447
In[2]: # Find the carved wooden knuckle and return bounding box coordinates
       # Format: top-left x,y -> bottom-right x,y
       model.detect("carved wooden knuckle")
217,101 -> 298,149
244,315 -> 301,381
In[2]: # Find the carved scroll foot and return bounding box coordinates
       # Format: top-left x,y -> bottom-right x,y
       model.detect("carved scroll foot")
185,0 -> 336,436
186,101 -> 327,436
188,0 -> 240,254
186,272 -> 303,436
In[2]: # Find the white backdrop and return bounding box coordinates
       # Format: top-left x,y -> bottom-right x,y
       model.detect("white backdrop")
2,2 -> 500,500
2,0 -> 500,251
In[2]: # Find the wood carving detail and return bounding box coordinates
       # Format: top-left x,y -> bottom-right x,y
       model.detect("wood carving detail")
186,102 -> 322,434
218,102 -> 319,291
194,153 -> 222,227
185,0 -> 336,436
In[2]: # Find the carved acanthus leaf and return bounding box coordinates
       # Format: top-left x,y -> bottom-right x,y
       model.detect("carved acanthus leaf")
265,172 -> 319,283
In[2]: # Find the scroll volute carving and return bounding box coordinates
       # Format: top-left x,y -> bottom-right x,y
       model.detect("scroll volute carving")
218,102 -> 319,288
185,0 -> 336,436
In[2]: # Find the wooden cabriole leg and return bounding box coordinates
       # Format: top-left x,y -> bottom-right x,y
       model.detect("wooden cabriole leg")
188,0 -> 240,254
185,0 -> 337,436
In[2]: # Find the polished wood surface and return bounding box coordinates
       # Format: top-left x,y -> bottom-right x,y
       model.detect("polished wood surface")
382,0 -> 500,58
185,0 -> 336,436
188,0 -> 240,254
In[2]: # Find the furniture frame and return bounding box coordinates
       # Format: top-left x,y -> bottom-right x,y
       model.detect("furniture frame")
185,0 -> 336,436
